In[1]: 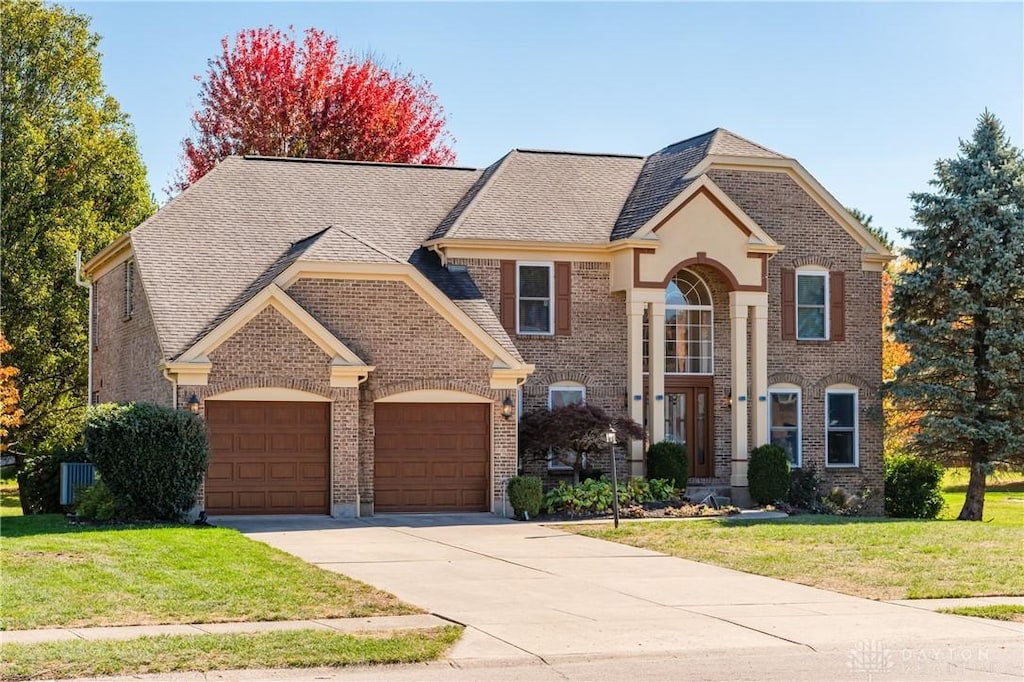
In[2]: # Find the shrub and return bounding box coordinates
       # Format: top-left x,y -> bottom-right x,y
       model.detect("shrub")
646,441 -> 688,487
789,465 -> 822,510
619,478 -> 676,506
506,476 -> 543,520
544,478 -> 613,515
85,402 -> 208,521
16,444 -> 86,514
748,444 -> 791,505
884,454 -> 944,519
821,486 -> 874,516
75,479 -> 119,521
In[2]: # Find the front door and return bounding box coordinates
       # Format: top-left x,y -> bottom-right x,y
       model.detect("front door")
664,385 -> 713,478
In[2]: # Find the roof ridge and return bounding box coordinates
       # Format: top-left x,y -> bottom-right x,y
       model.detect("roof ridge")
512,148 -> 645,160
710,128 -> 787,158
446,151 -> 515,240
240,155 -> 479,172
327,225 -> 403,263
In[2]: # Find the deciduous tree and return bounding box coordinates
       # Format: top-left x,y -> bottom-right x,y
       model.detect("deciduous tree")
1,1 -> 154,453
891,112 -> 1024,520
175,26 -> 455,191
0,336 -> 25,454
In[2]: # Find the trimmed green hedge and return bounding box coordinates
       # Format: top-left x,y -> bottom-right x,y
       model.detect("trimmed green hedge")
84,403 -> 208,521
884,454 -> 944,518
748,444 -> 790,505
506,476 -> 543,519
646,441 -> 688,487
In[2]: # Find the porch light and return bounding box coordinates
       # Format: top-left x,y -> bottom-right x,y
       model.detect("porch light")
723,389 -> 733,409
501,395 -> 514,420
187,393 -> 200,414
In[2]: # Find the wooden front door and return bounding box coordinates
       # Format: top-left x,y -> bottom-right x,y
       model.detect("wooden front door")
664,384 -> 713,478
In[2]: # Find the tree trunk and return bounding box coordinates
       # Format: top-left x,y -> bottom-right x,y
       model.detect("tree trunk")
958,458 -> 987,520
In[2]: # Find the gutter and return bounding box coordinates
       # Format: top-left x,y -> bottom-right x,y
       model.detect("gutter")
74,251 -> 92,405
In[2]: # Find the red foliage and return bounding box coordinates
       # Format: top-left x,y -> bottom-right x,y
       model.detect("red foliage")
174,26 -> 455,191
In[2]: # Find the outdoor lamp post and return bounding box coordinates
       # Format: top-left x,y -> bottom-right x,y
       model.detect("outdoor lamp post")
605,425 -> 619,528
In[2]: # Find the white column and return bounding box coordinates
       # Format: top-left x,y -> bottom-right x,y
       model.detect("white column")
627,299 -> 647,477
751,301 -> 769,448
648,301 -> 666,445
729,294 -> 749,494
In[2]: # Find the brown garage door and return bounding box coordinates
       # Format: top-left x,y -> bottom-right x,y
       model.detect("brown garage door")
374,403 -> 489,513
205,401 -> 330,515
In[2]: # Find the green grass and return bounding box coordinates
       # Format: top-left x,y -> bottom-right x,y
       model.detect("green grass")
568,468 -> 1024,601
938,605 -> 1024,622
1,504 -> 416,630
0,626 -> 462,681
0,477 -> 20,517
939,467 -> 1024,523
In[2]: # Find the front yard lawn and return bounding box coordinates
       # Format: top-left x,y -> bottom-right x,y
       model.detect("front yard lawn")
568,469 -> 1023,601
938,605 -> 1024,622
1,511 -> 416,630
0,626 -> 462,681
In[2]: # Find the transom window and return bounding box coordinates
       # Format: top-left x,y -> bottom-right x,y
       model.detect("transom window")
643,270 -> 713,375
769,388 -> 801,467
796,271 -> 828,340
517,263 -> 553,335
826,389 -> 858,467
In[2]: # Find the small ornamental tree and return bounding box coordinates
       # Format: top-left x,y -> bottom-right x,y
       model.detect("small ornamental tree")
85,403 -> 209,520
518,403 -> 643,484
890,112 -> 1024,521
175,26 -> 455,191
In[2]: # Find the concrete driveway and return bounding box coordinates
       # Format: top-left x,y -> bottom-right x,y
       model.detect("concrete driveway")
216,514 -> 1021,677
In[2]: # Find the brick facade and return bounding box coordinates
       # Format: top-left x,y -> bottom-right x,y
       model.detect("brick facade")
92,260 -> 170,406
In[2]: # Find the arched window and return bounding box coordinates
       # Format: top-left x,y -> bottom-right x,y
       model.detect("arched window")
665,270 -> 713,374
643,270 -> 714,375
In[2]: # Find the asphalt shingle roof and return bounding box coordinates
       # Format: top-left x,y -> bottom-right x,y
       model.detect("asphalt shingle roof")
126,128 -> 787,363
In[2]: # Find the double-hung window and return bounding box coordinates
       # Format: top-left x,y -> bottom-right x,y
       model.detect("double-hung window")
768,388 -> 801,467
796,271 -> 827,340
826,389 -> 858,466
517,263 -> 553,335
548,383 -> 586,469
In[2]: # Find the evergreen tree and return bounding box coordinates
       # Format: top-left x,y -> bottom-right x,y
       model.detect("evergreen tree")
1,1 -> 155,454
891,112 -> 1024,520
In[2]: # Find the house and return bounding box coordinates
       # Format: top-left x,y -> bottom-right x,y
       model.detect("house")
83,128 -> 892,517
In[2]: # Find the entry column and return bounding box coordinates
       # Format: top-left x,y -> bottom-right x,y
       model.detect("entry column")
626,299 -> 647,477
728,294 -> 750,506
647,301 -> 666,445
751,298 -> 770,448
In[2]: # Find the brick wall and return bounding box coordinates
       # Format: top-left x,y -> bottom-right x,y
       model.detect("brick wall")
92,259 -> 171,406
709,169 -> 884,510
287,278 -> 513,512
452,259 -> 630,484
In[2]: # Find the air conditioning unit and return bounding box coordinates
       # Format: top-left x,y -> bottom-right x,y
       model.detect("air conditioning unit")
60,462 -> 97,506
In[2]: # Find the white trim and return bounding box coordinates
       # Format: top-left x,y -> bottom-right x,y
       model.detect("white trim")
768,386 -> 802,467
825,387 -> 859,468
516,261 -> 555,336
795,270 -> 829,341
205,387 -> 330,402
375,389 -> 492,403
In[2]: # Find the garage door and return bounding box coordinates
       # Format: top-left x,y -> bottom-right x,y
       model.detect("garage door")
374,403 -> 489,512
205,401 -> 330,515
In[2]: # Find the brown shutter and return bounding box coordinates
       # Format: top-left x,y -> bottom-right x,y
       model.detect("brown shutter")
554,261 -> 572,336
500,260 -> 516,333
829,270 -> 845,342
781,268 -> 796,340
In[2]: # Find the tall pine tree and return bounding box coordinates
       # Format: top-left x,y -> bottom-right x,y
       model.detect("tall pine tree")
891,112 -> 1024,520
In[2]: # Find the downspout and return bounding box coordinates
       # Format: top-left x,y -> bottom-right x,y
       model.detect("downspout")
162,368 -> 178,410
74,252 -> 92,404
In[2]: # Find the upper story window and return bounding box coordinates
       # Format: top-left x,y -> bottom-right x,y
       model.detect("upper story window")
769,387 -> 801,467
124,260 -> 135,320
796,271 -> 828,340
644,269 -> 713,374
826,388 -> 858,467
517,262 -> 553,335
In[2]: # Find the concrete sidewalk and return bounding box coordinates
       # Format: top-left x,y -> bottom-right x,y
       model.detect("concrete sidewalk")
1,614 -> 450,645
216,514 -> 1023,672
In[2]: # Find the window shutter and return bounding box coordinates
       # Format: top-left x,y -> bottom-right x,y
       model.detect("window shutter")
500,260 -> 516,333
829,270 -> 845,342
554,261 -> 572,336
781,269 -> 796,340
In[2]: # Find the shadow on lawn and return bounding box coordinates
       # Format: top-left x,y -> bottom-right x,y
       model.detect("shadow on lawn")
0,513 -> 212,538
719,514 -> 946,528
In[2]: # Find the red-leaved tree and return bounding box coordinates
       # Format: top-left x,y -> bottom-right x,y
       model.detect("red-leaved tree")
174,26 -> 455,191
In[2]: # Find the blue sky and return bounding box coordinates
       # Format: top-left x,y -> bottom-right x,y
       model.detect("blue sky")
72,1 -> 1023,245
